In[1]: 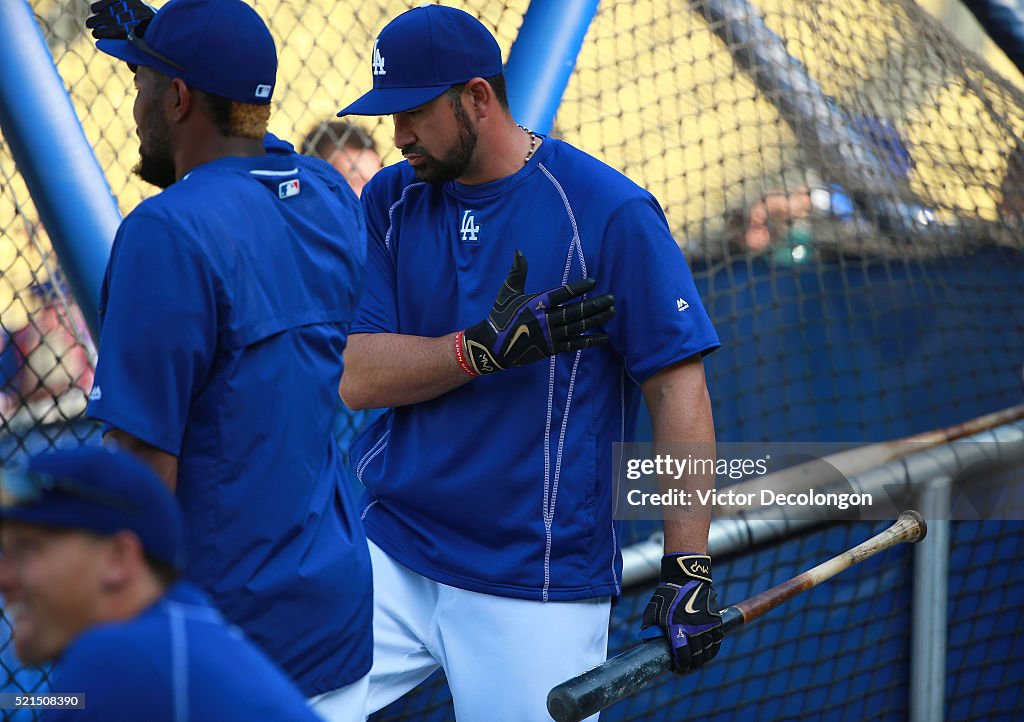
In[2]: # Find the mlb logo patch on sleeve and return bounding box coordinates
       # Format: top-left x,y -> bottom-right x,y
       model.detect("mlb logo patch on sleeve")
278,179 -> 301,199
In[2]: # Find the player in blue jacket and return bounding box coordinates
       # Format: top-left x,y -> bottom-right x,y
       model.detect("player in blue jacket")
0,447 -> 325,721
83,2 -> 371,718
338,6 -> 724,719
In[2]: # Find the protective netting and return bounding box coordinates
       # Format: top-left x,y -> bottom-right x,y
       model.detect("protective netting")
370,520 -> 918,722
0,146 -> 99,454
1,0 -> 1022,719
565,0 -> 1024,254
369,521 -> 1024,722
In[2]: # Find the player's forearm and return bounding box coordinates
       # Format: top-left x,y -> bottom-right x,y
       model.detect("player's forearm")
340,332 -> 473,409
103,428 -> 179,493
641,356 -> 716,554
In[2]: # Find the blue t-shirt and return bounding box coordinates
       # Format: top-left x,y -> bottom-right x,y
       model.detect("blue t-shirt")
351,137 -> 719,602
87,136 -> 372,694
42,583 -> 322,721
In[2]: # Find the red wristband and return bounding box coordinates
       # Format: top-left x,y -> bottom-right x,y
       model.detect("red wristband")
454,330 -> 479,377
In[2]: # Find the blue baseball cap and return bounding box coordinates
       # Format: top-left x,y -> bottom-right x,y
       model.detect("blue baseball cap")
0,447 -> 186,571
97,0 -> 277,106
338,4 -> 503,116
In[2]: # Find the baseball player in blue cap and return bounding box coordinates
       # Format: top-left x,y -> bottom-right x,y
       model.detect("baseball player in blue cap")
82,1 -> 371,718
0,446 -> 325,721
337,5 -> 723,719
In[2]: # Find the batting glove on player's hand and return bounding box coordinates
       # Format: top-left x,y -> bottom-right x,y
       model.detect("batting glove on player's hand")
86,0 -> 156,40
454,250 -> 615,376
640,554 -> 724,673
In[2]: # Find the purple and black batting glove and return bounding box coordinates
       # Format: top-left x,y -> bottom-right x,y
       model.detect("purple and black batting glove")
86,0 -> 156,40
640,554 -> 724,673
454,250 -> 615,376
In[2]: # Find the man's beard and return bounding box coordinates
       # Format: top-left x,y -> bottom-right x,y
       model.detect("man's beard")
133,106 -> 176,189
406,100 -> 478,184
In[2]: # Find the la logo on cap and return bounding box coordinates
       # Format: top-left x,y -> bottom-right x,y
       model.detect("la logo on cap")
372,39 -> 386,76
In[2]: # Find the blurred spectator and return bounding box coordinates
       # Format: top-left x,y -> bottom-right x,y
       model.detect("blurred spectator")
1,275 -> 94,430
727,115 -> 932,259
733,187 -> 815,253
302,120 -> 382,197
301,121 -> 385,471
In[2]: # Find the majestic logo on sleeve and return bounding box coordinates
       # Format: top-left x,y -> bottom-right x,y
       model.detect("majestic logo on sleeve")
460,210 -> 480,242
676,298 -> 690,312
372,40 -> 387,76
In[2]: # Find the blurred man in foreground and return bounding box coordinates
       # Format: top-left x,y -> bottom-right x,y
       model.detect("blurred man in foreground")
0,446 -> 324,721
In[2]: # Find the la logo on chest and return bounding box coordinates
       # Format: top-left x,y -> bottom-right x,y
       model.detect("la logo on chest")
460,210 -> 481,242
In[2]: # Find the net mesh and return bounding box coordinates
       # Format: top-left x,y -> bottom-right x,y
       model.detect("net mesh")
562,0 -> 1024,252
2,0 -> 1023,719
0,143 -> 98,458
370,520 -> 1024,722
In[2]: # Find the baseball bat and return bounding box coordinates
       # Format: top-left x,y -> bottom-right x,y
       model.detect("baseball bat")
546,511 -> 928,722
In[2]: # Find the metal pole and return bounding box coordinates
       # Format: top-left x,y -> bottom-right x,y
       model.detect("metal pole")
911,476 -> 950,722
0,1 -> 120,337
504,0 -> 602,134
620,418 -> 1024,588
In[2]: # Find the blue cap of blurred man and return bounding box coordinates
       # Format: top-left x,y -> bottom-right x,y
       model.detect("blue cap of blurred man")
0,447 -> 184,664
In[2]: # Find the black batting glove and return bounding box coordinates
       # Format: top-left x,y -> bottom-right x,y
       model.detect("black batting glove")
640,554 -> 724,674
454,250 -> 615,376
86,0 -> 156,40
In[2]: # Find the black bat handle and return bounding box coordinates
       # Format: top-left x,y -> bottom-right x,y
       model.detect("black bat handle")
546,607 -> 744,722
